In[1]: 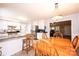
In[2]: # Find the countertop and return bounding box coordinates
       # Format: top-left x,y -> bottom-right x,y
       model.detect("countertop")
0,35 -> 25,42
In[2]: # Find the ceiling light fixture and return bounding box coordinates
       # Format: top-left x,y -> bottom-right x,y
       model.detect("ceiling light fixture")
51,2 -> 63,20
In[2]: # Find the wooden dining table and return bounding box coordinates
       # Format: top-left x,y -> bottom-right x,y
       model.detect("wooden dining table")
34,37 -> 77,56
49,37 -> 77,56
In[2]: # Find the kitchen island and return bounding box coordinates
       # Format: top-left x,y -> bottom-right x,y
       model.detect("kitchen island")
0,35 -> 25,56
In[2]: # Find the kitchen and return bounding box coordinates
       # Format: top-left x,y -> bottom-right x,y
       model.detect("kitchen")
0,19 -> 26,56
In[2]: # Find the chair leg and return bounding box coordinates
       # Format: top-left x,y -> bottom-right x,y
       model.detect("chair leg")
35,49 -> 37,56
27,48 -> 28,54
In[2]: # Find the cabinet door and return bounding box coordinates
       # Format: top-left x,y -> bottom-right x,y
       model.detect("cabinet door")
0,38 -> 23,56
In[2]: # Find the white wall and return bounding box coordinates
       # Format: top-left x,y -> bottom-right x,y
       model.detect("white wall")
25,23 -> 32,34
44,19 -> 54,38
71,13 -> 79,40
32,20 -> 45,30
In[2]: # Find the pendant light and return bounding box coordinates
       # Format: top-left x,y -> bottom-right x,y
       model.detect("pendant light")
52,3 -> 63,19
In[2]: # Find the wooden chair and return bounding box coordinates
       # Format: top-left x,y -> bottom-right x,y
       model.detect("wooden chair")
22,34 -> 33,54
33,40 -> 41,56
75,40 -> 79,50
33,39 -> 51,56
40,39 -> 51,56
42,32 -> 48,39
73,36 -> 79,55
72,36 -> 79,49
34,39 -> 59,56
71,36 -> 79,55
53,32 -> 63,38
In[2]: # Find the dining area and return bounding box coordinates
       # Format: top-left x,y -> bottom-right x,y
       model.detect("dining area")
33,32 -> 79,56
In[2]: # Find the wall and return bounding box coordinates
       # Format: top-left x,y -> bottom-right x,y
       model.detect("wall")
71,13 -> 79,40
25,23 -> 32,34
32,20 -> 45,30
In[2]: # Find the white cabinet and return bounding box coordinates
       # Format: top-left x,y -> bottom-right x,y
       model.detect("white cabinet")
0,38 -> 23,56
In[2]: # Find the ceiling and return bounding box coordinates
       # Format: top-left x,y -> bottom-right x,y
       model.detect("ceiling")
0,3 -> 79,23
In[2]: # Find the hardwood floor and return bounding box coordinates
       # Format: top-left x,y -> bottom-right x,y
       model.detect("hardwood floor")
12,49 -> 35,56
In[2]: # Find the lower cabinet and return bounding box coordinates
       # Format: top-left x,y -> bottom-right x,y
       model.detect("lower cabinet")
0,37 -> 23,56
